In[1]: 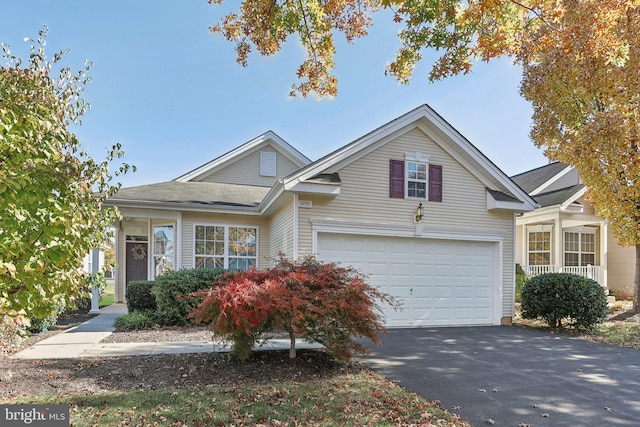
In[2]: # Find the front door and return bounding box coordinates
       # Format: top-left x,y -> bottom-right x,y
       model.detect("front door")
126,242 -> 148,283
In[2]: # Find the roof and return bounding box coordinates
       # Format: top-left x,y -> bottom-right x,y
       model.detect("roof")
107,181 -> 270,208
510,162 -> 569,193
175,131 -> 311,183
486,188 -> 521,202
532,184 -> 586,208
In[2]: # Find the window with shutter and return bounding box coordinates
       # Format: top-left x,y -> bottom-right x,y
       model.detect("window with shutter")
429,164 -> 443,202
389,160 -> 404,198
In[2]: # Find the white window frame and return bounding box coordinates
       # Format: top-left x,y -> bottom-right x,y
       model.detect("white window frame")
152,223 -> 175,278
194,224 -> 258,270
405,152 -> 429,200
563,227 -> 596,267
526,224 -> 553,266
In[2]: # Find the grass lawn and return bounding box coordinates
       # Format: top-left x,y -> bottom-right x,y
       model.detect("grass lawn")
99,281 -> 115,308
23,371 -> 469,426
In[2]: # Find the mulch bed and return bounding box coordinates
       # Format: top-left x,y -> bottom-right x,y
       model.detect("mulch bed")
0,311 -> 361,402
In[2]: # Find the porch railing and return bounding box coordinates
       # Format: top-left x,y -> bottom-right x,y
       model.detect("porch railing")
521,265 -> 556,276
521,265 -> 603,285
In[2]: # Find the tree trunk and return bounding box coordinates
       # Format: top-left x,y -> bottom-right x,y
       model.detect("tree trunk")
634,244 -> 640,313
288,329 -> 296,359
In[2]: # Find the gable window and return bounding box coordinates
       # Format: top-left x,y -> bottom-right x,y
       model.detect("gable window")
389,157 -> 443,201
407,162 -> 427,198
528,231 -> 551,265
564,231 -> 595,267
195,225 -> 257,270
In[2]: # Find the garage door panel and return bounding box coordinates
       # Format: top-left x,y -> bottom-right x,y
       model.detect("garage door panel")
317,233 -> 496,327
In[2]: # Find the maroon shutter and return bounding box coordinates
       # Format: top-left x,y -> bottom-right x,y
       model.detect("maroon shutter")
429,164 -> 442,202
389,160 -> 404,198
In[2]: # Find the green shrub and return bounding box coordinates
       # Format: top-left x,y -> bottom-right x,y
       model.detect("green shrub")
153,268 -> 231,325
125,281 -> 157,313
521,273 -> 607,329
114,311 -> 155,330
27,300 -> 65,333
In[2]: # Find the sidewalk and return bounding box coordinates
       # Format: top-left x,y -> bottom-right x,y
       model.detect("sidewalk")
12,304 -> 321,359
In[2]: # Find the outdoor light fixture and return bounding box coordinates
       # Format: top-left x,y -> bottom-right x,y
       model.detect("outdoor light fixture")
415,202 -> 424,223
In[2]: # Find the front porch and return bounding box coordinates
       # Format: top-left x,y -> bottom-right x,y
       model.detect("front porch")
521,264 -> 603,285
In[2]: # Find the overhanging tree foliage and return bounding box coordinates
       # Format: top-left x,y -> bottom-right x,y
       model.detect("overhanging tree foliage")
0,27 -> 134,321
208,0 -> 640,310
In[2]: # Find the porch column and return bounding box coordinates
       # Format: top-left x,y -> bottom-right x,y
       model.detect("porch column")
554,214 -> 563,272
600,222 -> 608,287
89,248 -> 101,314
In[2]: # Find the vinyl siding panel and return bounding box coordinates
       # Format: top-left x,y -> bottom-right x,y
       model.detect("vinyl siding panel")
198,144 -> 301,186
515,224 -> 524,265
296,128 -> 517,318
181,213 -> 270,269
269,199 -> 296,262
607,226 -> 636,298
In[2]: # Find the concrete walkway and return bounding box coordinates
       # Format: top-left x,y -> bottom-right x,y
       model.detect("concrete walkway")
12,304 -> 321,359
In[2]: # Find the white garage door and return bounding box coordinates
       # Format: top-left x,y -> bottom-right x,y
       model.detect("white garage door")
317,233 -> 496,327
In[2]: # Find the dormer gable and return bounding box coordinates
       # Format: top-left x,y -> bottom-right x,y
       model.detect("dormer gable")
175,131 -> 311,187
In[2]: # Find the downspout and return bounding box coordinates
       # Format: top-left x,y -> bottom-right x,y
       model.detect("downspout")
293,193 -> 299,259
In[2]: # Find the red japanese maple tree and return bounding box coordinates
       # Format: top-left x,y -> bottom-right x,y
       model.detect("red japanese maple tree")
190,256 -> 399,360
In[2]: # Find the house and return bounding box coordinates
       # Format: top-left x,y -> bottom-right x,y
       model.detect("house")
104,105 -> 537,327
512,162 -> 636,298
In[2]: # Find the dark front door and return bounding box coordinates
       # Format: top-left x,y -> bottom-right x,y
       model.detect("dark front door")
126,242 -> 148,283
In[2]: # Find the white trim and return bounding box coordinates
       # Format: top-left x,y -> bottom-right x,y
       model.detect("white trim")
285,181 -> 341,195
404,151 -> 429,162
486,191 -> 527,212
151,222 -> 176,279
192,223 -> 259,270
530,165 -> 574,196
176,213 -> 182,270
405,159 -> 428,200
293,194 -> 299,259
526,224 -> 553,232
310,218 -> 506,253
560,186 -> 588,210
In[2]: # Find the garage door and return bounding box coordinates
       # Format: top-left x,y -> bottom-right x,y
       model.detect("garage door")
317,233 -> 496,327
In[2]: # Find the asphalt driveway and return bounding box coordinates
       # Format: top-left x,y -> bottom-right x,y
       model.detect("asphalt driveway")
361,326 -> 640,426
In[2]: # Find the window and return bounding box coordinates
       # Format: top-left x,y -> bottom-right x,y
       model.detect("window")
153,224 -> 175,278
407,161 -> 427,199
528,231 -> 551,265
564,231 -> 595,267
389,159 -> 443,201
195,225 -> 257,270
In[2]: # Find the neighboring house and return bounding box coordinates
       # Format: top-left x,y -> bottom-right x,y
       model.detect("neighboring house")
512,162 -> 636,298
104,105 -> 537,327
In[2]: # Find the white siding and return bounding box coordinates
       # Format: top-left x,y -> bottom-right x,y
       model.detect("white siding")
198,144 -> 301,186
296,128 -> 516,320
607,226 -> 636,298
269,198 -> 296,262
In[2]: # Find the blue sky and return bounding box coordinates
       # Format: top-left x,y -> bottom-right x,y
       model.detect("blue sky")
3,0 -> 548,188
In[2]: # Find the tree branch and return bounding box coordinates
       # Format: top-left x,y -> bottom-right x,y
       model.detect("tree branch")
509,0 -> 561,32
